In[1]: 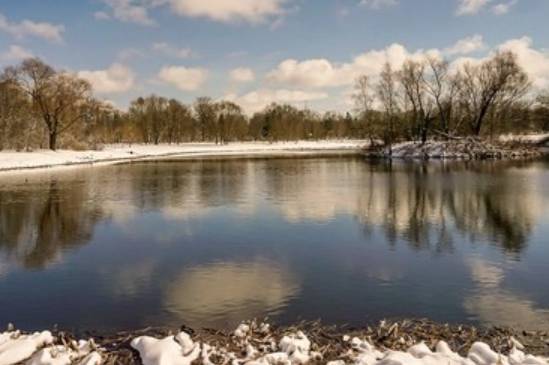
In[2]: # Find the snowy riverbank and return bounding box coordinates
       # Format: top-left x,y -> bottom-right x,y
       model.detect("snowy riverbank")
1,320 -> 548,365
367,136 -> 549,160
0,141 -> 367,173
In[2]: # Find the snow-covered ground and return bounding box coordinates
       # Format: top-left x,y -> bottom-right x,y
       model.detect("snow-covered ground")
384,138 -> 546,159
0,141 -> 367,173
498,133 -> 549,144
0,323 -> 547,365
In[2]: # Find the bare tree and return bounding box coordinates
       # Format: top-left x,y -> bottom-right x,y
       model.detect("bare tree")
4,58 -> 93,150
398,59 -> 436,144
0,78 -> 32,150
457,51 -> 530,136
216,101 -> 246,143
165,99 -> 194,143
194,97 -> 217,142
352,75 -> 374,114
377,62 -> 399,150
422,56 -> 459,136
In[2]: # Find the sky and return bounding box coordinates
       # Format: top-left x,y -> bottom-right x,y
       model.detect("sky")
1,0 -> 548,114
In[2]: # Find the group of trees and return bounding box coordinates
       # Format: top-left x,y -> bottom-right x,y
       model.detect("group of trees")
353,51 -> 548,148
1,53 -> 548,151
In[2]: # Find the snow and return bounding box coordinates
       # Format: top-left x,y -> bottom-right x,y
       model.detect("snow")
0,331 -> 53,365
388,141 -> 471,159
278,332 -> 313,364
130,328 -> 549,365
0,331 -> 99,365
330,337 -> 548,365
385,138 -> 545,159
234,324 -> 251,338
499,133 -> 549,144
25,340 -> 99,365
0,141 -> 367,173
1,324 -> 548,365
130,332 -> 201,365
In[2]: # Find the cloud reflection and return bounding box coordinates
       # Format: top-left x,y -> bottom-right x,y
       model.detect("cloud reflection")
164,259 -> 300,328
464,257 -> 549,329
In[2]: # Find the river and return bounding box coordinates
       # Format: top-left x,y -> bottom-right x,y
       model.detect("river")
1,156 -> 549,333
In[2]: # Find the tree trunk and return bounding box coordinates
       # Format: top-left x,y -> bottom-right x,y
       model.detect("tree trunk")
49,132 -> 57,151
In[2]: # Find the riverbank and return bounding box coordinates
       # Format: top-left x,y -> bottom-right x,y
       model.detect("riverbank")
365,136 -> 549,160
1,320 -> 548,365
0,141 -> 367,173
1,136 -> 548,173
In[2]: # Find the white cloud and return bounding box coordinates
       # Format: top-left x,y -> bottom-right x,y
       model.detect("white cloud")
152,42 -> 193,59
492,0 -> 517,15
0,13 -> 64,43
229,67 -> 255,83
116,48 -> 144,62
267,58 -> 347,88
497,37 -> 549,89
224,89 -> 328,114
359,0 -> 398,9
97,0 -> 294,26
450,36 -> 549,89
158,66 -> 208,91
265,34 -> 549,101
444,34 -> 485,55
94,11 -> 112,20
0,45 -> 33,61
99,0 -> 156,26
267,44 -> 440,89
168,0 -> 290,24
78,63 -> 136,94
456,0 -> 492,15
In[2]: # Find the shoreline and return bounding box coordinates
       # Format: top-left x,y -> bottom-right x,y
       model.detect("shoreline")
2,319 -> 548,365
0,141 -> 367,174
365,139 -> 549,160
1,137 -> 548,174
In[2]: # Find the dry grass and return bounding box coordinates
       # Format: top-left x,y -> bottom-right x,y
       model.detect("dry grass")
42,319 -> 549,364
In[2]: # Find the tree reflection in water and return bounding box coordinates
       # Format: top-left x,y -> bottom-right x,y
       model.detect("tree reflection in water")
0,158 -> 547,269
0,157 -> 548,331
0,178 -> 102,269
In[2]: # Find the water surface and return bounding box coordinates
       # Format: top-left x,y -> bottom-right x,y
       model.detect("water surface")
1,157 -> 549,333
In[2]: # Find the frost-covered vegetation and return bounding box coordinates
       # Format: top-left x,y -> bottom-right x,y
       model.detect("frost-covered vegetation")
1,51 -> 549,152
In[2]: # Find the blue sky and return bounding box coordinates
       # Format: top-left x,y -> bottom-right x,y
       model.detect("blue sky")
1,0 -> 548,113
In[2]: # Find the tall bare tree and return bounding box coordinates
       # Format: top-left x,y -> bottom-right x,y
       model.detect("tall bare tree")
4,58 -> 93,150
422,57 -> 459,136
457,51 -> 530,136
377,62 -> 399,150
194,97 -> 217,142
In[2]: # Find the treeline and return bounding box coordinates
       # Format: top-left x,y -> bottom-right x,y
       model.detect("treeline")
1,53 -> 549,151
354,51 -> 549,149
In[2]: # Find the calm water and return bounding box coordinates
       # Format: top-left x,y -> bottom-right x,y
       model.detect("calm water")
1,157 -> 549,333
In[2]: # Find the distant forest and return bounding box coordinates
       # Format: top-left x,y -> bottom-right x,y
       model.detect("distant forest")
1,51 -> 548,151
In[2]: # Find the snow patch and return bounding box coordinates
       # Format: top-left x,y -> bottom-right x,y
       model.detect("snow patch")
499,133 -> 549,144
0,331 -> 54,365
234,324 -> 251,338
130,332 -> 201,365
330,336 -> 548,365
0,141 -> 367,173
2,324 -> 548,365
0,331 -> 99,365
